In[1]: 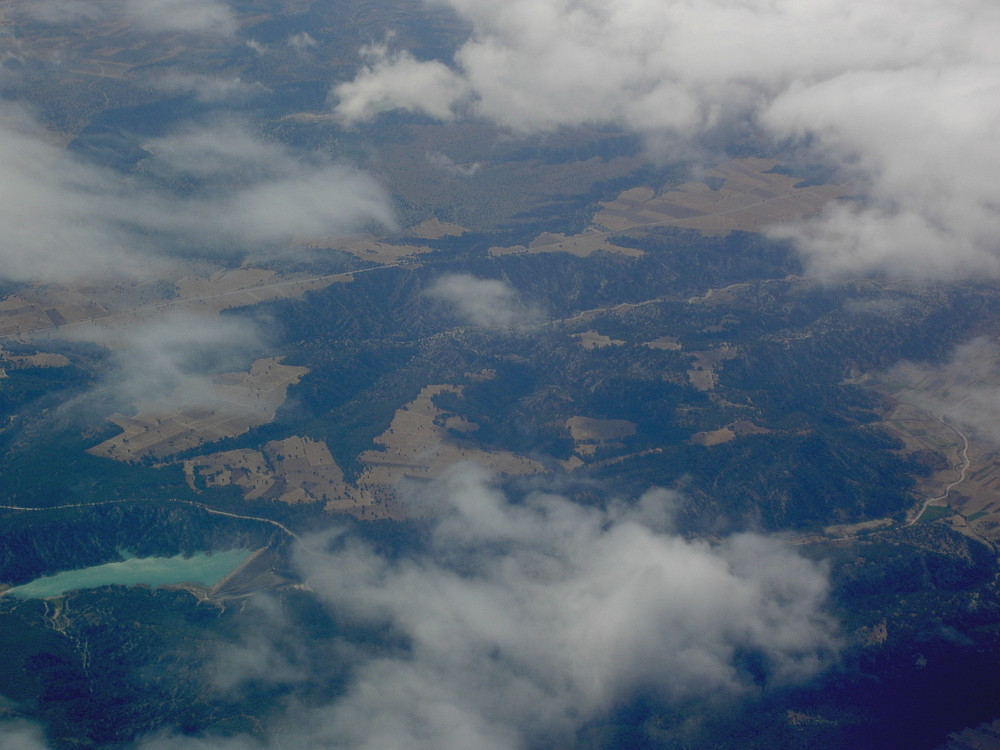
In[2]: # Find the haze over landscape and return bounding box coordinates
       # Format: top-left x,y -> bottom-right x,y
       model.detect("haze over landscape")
0,1 -> 999,748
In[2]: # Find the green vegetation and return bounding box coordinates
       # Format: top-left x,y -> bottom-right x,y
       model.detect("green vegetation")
917,504 -> 953,523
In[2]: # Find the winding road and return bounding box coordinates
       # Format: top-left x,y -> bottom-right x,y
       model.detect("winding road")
790,398 -> 979,547
904,410 -> 971,527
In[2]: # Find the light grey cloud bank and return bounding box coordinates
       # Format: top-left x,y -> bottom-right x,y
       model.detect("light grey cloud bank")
0,109 -> 393,283
289,466 -> 838,749
334,0 -> 1000,279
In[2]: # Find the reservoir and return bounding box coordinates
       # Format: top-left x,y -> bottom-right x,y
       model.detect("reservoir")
5,548 -> 254,600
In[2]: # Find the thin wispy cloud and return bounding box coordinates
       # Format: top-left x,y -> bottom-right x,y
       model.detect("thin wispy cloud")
150,73 -> 268,104
426,151 -> 481,178
0,108 -> 394,284
426,273 -> 541,328
40,310 -> 271,435
0,722 -> 51,750
888,337 -> 1000,447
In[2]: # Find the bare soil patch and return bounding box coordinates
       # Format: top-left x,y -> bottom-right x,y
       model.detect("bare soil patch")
308,233 -> 438,265
644,336 -> 682,351
185,436 -> 350,506
574,330 -> 624,350
356,384 -> 545,487
184,384 -> 547,520
690,420 -> 769,447
490,229 -> 643,259
686,346 -> 738,392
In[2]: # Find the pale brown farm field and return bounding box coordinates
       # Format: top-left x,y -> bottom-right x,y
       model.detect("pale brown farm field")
567,416 -> 636,443
408,217 -> 468,240
594,157 -> 854,237
489,229 -> 643,258
309,218 -> 467,264
573,330 -> 624,350
690,420 -> 769,447
182,384 -> 547,520
356,384 -> 544,485
691,427 -> 736,447
0,265 -> 352,343
0,348 -> 70,368
89,357 -> 308,462
686,346 -> 738,392
566,416 -> 637,457
185,436 -> 353,507
644,336 -> 682,350
487,157 -> 850,260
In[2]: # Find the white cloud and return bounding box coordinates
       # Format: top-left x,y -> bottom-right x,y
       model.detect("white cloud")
291,465 -> 837,749
287,32 -> 317,51
151,73 -> 268,103
426,273 -> 540,328
763,64 -> 1000,278
125,0 -> 237,36
333,44 -> 470,125
21,0 -> 106,23
140,122 -> 397,243
208,596 -> 311,693
0,109 -> 394,284
0,104 -> 150,282
63,310 -> 265,413
334,0 -> 1000,279
426,151 -> 481,177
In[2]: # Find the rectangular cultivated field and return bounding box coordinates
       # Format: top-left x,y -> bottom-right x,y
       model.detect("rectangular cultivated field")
185,436 -> 351,506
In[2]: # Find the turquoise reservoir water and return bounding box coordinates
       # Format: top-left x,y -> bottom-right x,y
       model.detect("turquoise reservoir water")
6,548 -> 254,600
